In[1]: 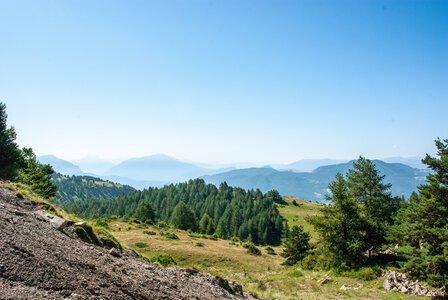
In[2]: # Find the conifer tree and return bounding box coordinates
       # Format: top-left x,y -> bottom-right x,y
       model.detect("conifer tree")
134,200 -> 155,222
0,102 -> 21,180
281,225 -> 311,265
390,138 -> 448,288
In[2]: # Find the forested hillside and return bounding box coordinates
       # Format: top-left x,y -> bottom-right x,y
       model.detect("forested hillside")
65,179 -> 285,245
52,174 -> 135,205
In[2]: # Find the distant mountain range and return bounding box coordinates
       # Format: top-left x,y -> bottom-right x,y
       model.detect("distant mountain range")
38,154 -> 429,202
202,160 -> 428,203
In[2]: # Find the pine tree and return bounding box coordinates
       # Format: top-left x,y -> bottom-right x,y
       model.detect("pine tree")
309,173 -> 367,266
346,156 -> 399,257
134,200 -> 155,222
390,138 -> 448,288
0,102 -> 21,180
170,201 -> 199,231
281,225 -> 311,265
18,148 -> 57,199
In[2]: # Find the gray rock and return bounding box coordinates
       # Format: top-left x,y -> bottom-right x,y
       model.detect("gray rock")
109,247 -> 121,257
34,210 -> 68,230
74,221 -> 86,227
383,279 -> 392,291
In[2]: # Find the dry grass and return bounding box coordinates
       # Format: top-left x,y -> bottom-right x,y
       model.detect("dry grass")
110,220 -> 422,300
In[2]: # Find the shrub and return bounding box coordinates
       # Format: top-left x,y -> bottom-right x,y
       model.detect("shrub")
338,267 -> 381,281
157,221 -> 169,229
292,200 -> 299,206
230,236 -> 241,243
196,242 -> 205,247
165,232 -> 179,240
244,242 -> 262,256
95,218 -> 109,228
135,242 -> 148,248
150,254 -> 176,267
143,230 -> 156,235
95,227 -> 122,251
289,269 -> 303,278
265,246 -> 276,255
145,219 -> 153,225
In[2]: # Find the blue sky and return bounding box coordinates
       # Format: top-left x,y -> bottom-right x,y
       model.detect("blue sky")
1,0 -> 447,164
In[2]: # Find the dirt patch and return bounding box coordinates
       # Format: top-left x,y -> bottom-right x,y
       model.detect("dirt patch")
0,187 -> 258,299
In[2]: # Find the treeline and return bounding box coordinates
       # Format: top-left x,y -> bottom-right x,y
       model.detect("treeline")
52,174 -> 135,205
0,102 -> 56,198
282,139 -> 448,289
66,179 -> 285,245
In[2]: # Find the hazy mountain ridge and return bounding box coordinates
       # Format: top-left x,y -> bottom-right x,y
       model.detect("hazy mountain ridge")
39,155 -> 429,201
202,161 -> 428,203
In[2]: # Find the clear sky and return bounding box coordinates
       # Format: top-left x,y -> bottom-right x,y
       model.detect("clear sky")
1,0 -> 447,164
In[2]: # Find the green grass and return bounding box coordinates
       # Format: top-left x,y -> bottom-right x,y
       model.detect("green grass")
277,196 -> 322,240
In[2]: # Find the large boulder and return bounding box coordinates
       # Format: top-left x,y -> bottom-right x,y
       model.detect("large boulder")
34,210 -> 68,231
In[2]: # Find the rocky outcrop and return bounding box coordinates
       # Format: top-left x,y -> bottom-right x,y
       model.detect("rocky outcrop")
383,270 -> 445,298
0,187 -> 258,300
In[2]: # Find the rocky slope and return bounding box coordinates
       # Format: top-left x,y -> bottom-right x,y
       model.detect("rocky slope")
0,186 -> 257,300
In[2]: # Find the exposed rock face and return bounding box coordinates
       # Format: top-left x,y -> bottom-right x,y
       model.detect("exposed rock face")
383,270 -> 445,298
0,187 -> 258,300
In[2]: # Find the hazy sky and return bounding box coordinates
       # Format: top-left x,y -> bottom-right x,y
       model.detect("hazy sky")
1,0 -> 447,164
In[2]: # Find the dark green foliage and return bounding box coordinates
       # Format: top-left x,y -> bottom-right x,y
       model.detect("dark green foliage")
163,232 -> 179,240
243,242 -> 262,255
171,201 -> 199,231
143,230 -> 156,235
52,173 -> 135,205
0,102 -> 21,180
134,201 -> 155,223
309,157 -> 399,267
18,148 -> 57,199
389,138 -> 448,287
65,179 -> 284,245
309,173 -> 366,266
199,214 -> 215,235
265,246 -> 276,255
95,218 -> 109,228
336,267 -> 382,281
266,190 -> 287,205
292,200 -> 299,206
196,242 -> 205,247
346,156 -> 400,256
135,242 -> 148,248
150,254 -> 176,267
281,225 -> 311,265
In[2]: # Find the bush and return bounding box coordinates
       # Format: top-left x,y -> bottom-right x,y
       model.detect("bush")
145,219 -> 153,225
292,200 -> 299,206
135,242 -> 148,248
244,242 -> 262,256
289,269 -> 303,278
165,232 -> 179,240
338,267 -> 381,281
95,218 -> 109,228
196,242 -> 205,247
143,230 -> 156,235
150,254 -> 176,267
157,221 -> 169,229
95,227 -> 122,251
230,236 -> 241,243
265,246 -> 276,255
301,253 -> 327,270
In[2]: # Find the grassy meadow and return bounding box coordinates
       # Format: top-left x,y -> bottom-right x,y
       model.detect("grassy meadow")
107,197 -> 423,300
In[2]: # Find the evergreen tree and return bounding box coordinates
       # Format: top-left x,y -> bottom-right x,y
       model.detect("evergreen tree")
346,156 -> 399,257
309,173 -> 367,266
199,214 -> 213,234
390,138 -> 448,288
18,148 -> 57,199
134,200 -> 155,222
0,102 -> 21,180
171,201 -> 199,231
281,225 -> 311,265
